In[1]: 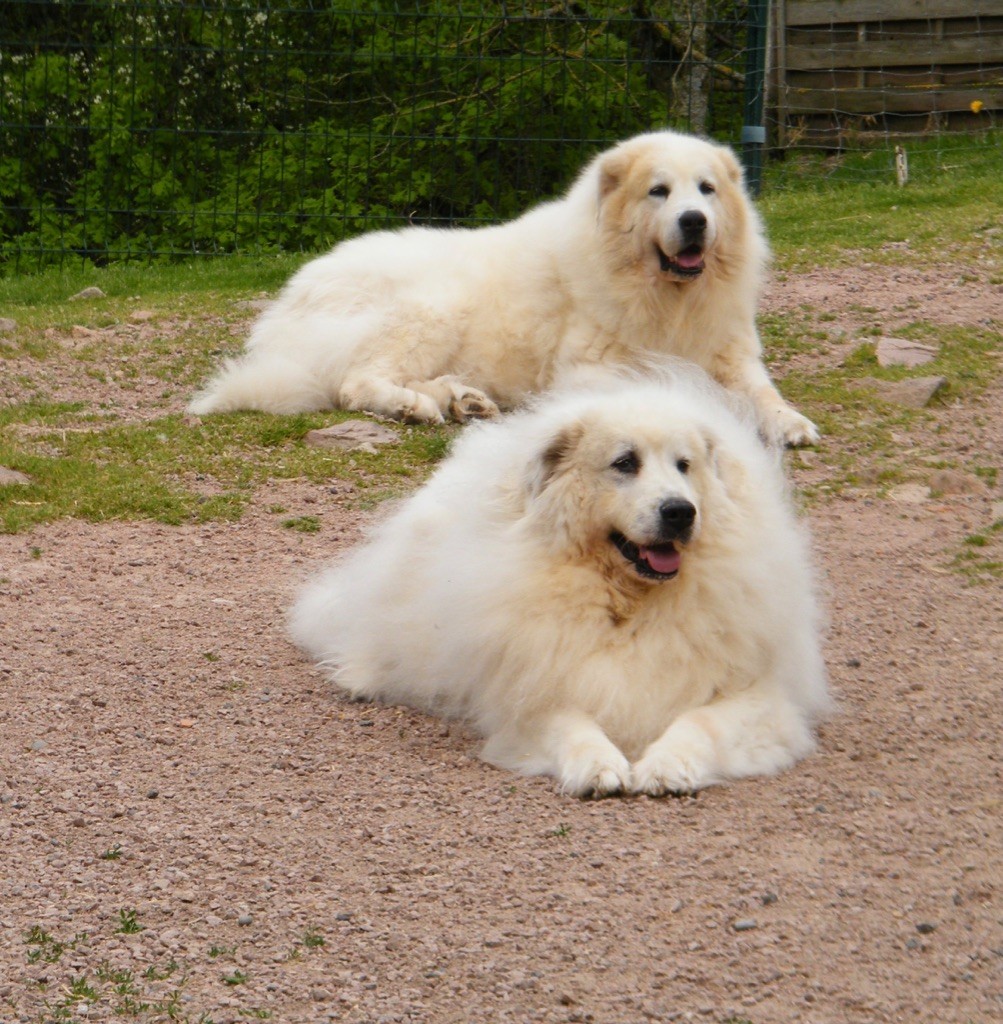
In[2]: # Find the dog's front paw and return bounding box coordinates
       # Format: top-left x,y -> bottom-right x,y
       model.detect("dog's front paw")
772,406 -> 819,448
398,392 -> 446,425
631,741 -> 714,797
559,748 -> 632,799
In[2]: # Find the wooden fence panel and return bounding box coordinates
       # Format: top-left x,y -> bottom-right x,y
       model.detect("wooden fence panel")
773,0 -> 1003,146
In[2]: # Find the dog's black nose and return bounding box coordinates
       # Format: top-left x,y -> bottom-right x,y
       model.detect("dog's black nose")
678,210 -> 707,237
659,498 -> 696,537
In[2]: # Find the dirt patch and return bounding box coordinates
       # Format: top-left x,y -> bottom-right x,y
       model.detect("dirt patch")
0,263 -> 1000,1024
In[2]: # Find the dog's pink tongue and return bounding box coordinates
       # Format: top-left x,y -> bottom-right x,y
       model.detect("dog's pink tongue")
641,546 -> 681,575
674,248 -> 704,269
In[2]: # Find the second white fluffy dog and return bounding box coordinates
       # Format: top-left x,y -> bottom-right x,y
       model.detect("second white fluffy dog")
290,371 -> 829,797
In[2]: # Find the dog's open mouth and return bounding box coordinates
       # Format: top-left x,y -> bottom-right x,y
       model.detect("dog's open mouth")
610,531 -> 682,580
657,244 -> 705,277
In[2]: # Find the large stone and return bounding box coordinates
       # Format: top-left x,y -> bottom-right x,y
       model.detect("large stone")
0,317 -> 17,335
0,467 -> 31,486
878,376 -> 948,408
304,420 -> 400,451
875,336 -> 938,368
68,286 -> 106,301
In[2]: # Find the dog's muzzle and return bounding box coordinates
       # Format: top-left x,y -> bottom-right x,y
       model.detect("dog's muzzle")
610,499 -> 696,581
657,209 -> 707,278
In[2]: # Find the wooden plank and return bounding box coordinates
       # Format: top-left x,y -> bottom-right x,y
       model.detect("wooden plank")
785,1 -> 1000,28
786,35 -> 1001,70
783,85 -> 1003,113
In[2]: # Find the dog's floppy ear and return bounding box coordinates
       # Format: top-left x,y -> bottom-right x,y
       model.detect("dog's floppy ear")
597,150 -> 629,202
715,143 -> 744,186
703,426 -> 748,496
526,421 -> 585,497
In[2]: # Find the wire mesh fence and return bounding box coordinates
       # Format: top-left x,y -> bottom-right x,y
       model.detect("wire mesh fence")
1,1 -> 751,269
1,1 -> 999,270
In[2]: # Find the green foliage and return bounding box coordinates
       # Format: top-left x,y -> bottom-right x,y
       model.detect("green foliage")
1,1 -> 746,267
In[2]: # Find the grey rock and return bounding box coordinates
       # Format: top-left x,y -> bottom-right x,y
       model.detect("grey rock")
875,336 -> 938,368
305,420 -> 400,451
68,286 -> 106,301
732,918 -> 758,932
878,376 -> 948,408
0,467 -> 31,486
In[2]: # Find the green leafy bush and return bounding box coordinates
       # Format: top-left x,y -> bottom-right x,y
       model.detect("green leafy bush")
0,1 -> 746,266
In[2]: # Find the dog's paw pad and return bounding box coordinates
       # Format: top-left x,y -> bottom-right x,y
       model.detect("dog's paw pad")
449,388 -> 500,423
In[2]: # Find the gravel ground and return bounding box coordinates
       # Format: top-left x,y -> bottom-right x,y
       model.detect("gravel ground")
0,261 -> 1000,1024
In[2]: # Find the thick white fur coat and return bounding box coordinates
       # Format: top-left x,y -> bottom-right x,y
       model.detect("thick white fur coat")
190,131 -> 817,446
290,372 -> 829,796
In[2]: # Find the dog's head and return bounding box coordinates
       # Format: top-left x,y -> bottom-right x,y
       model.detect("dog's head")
526,391 -> 735,586
594,131 -> 752,284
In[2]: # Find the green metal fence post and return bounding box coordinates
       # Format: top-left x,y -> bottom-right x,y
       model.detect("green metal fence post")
742,0 -> 769,196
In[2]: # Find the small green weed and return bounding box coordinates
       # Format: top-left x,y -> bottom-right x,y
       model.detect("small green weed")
24,926 -> 85,964
547,823 -> 571,838
222,969 -> 248,986
99,843 -> 123,860
143,959 -> 180,981
115,908 -> 144,935
66,976 -> 99,1002
281,515 -> 321,533
951,520 -> 1003,582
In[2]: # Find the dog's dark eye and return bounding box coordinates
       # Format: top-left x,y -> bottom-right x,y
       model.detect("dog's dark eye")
699,181 -> 716,195
611,451 -> 641,475
676,458 -> 690,474
648,184 -> 669,199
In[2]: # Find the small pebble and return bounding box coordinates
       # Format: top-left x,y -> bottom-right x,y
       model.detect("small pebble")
732,919 -> 758,932
237,914 -> 253,926
916,921 -> 937,934
146,788 -> 159,799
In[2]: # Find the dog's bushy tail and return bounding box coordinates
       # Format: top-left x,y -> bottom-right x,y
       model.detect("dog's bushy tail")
187,354 -> 332,415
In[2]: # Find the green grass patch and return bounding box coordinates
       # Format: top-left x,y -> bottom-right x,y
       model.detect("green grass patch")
0,404 -> 453,533
762,132 -> 1003,269
951,520 -> 1003,582
0,255 -> 305,312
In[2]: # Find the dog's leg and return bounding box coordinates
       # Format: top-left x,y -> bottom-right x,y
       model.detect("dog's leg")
631,690 -> 815,796
408,376 -> 501,423
483,709 -> 631,798
339,374 -> 445,424
713,351 -> 819,447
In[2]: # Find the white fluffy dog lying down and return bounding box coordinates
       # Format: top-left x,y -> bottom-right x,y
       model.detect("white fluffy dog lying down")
290,370 -> 829,797
190,129 -> 817,447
